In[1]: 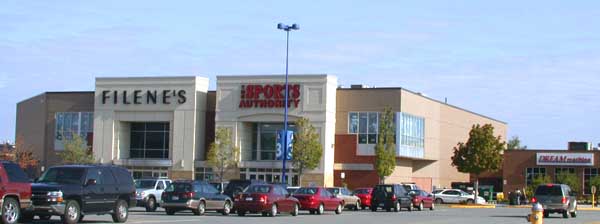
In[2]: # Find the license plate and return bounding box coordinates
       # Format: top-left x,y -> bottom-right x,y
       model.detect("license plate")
172,196 -> 179,200
245,197 -> 253,201
379,203 -> 384,207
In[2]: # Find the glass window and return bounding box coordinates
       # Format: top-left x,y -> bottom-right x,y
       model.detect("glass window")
129,122 -> 170,159
54,112 -> 93,151
525,167 -> 547,186
250,123 -> 297,161
86,168 -> 102,184
555,167 -> 575,181
359,113 -> 368,134
584,168 -> 599,194
348,112 -> 359,134
100,168 -> 116,185
3,163 -> 29,183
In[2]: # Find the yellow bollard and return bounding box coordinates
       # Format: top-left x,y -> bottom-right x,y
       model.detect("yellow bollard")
527,203 -> 543,224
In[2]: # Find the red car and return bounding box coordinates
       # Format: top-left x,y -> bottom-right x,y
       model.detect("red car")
293,187 -> 343,215
233,184 -> 300,217
0,161 -> 32,224
408,190 -> 435,211
353,188 -> 373,209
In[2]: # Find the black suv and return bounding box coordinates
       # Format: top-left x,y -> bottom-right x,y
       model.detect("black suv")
223,179 -> 266,198
370,184 -> 413,212
26,165 -> 136,224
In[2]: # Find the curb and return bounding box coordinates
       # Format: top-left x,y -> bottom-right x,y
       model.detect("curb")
448,204 -> 496,209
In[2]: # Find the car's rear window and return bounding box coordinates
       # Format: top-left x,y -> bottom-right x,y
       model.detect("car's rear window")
354,189 -> 370,194
374,185 -> 394,193
535,185 -> 563,196
166,183 -> 192,193
327,188 -> 340,195
246,185 -> 271,193
295,187 -> 318,195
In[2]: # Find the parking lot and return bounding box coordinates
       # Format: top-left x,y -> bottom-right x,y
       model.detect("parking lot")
28,206 -> 600,224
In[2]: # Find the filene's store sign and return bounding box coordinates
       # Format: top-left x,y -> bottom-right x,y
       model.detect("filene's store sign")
239,84 -> 301,108
536,153 -> 594,166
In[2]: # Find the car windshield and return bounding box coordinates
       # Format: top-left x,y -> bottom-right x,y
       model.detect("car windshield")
224,180 -> 250,192
374,185 -> 394,193
245,185 -> 271,193
327,188 -> 340,195
165,183 -> 192,193
135,180 -> 157,189
37,167 -> 85,185
294,187 -> 318,195
535,185 -> 563,196
409,190 -> 422,195
354,189 -> 370,194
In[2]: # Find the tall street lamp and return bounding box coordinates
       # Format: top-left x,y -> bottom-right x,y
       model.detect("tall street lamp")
277,23 -> 299,185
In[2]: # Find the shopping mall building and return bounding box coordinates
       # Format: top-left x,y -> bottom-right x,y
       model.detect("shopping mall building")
15,75 -> 507,190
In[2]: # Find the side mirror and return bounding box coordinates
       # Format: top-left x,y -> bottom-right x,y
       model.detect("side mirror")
85,179 -> 97,186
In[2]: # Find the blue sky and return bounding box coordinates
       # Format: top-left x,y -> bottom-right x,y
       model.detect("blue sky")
1,1 -> 599,148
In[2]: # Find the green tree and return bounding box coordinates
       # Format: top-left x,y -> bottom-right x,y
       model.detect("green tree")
374,106 -> 396,184
556,172 -> 580,195
590,176 -> 600,205
59,134 -> 95,164
507,136 -> 527,150
451,124 -> 504,203
206,128 -> 240,183
291,117 -> 323,186
525,175 -> 552,198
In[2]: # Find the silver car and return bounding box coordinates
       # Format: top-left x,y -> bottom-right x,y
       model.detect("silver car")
532,184 -> 577,218
327,187 -> 361,210
432,189 -> 485,204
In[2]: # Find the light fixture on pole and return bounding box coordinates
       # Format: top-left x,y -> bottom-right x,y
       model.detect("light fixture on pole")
277,23 -> 299,185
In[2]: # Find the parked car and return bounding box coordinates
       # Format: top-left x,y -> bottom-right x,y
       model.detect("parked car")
161,180 -> 233,216
353,188 -> 373,209
0,161 -> 32,224
432,189 -> 485,204
293,187 -> 343,215
27,165 -> 135,224
531,184 -> 577,218
327,187 -> 361,210
233,184 -> 300,217
135,178 -> 172,212
408,190 -> 435,211
223,179 -> 266,198
402,182 -> 422,191
370,184 -> 412,212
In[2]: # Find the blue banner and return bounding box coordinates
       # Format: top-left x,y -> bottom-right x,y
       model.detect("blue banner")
276,130 -> 294,160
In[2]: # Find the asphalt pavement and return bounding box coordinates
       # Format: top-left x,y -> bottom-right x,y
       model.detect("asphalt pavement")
27,206 -> 600,224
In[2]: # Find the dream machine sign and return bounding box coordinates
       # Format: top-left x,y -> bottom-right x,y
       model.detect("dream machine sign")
536,153 -> 594,166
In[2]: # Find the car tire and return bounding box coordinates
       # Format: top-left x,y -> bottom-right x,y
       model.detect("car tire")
61,200 -> 81,224
1,197 -> 20,224
193,201 -> 206,216
237,210 -> 246,216
166,208 -> 175,215
418,202 -> 424,211
317,203 -> 324,215
269,204 -> 278,217
39,215 -> 52,220
354,201 -> 360,211
430,202 -> 435,211
407,202 -> 413,212
111,199 -> 129,223
570,207 -> 577,218
393,201 -> 400,212
221,201 -> 231,216
291,204 -> 299,216
466,199 -> 474,204
435,198 -> 443,204
562,210 -> 569,218
335,204 -> 342,214
145,197 -> 157,212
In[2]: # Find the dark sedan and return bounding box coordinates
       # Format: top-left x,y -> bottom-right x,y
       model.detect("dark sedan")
162,180 -> 233,216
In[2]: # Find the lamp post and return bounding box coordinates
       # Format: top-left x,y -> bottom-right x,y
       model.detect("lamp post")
277,23 -> 299,185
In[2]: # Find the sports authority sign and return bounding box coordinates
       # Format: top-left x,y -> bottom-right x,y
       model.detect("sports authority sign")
536,153 -> 594,166
239,84 -> 301,108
